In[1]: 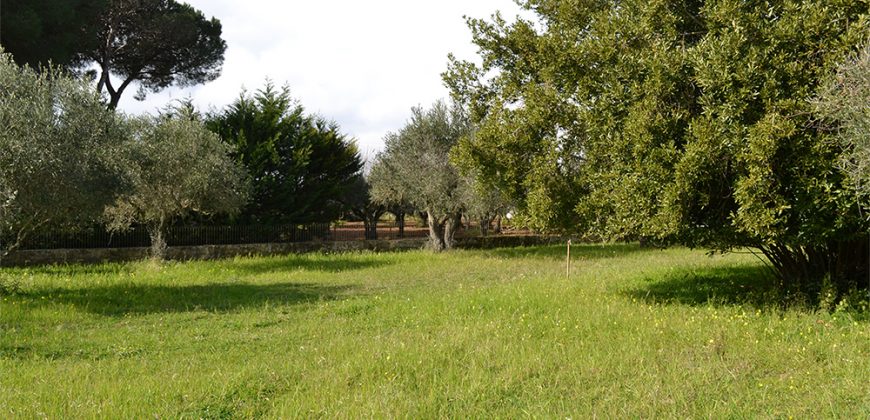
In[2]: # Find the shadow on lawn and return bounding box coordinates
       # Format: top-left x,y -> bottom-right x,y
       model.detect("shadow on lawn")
19,281 -> 355,316
10,254 -> 390,277
7,263 -> 134,277
488,242 -> 651,260
229,254 -> 390,275
624,263 -> 778,308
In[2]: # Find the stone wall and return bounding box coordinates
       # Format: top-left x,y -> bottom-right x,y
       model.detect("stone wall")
1,235 -> 562,267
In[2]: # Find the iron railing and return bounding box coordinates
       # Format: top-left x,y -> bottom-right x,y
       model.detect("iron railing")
11,221 -> 432,250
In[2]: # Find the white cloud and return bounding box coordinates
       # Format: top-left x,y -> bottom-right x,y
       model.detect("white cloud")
118,0 -> 524,156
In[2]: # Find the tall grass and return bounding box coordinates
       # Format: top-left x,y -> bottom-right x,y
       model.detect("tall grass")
1,244 -> 868,417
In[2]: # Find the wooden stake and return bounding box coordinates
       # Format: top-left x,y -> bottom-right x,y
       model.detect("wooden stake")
566,239 -> 572,278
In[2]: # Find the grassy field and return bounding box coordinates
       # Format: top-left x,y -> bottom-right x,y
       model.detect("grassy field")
1,244 -> 868,418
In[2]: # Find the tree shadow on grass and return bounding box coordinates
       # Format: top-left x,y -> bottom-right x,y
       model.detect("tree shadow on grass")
4,253 -> 391,278
4,263 -> 134,277
623,263 -> 779,308
18,281 -> 356,316
488,242 -> 652,261
229,254 -> 391,276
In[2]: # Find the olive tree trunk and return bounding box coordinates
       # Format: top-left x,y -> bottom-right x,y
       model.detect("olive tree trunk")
146,219 -> 168,260
395,211 -> 405,238
444,213 -> 461,248
427,211 -> 462,252
427,212 -> 447,251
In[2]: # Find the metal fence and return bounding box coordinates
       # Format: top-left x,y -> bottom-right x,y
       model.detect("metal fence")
12,221 -> 432,250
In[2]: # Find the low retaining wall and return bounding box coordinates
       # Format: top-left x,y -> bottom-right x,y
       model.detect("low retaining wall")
456,235 -> 563,249
1,235 -> 562,267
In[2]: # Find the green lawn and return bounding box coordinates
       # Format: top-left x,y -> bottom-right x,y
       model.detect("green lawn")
1,244 -> 868,418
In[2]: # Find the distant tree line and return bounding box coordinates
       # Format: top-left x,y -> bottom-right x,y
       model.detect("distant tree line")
368,101 -> 511,251
0,50 -> 382,260
0,52 -> 248,260
0,0 -> 519,259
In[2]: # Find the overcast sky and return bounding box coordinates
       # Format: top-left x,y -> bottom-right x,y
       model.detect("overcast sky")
118,0 -> 524,159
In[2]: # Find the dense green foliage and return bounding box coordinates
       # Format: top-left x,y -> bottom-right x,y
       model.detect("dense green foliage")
207,83 -> 363,224
0,0 -> 225,108
104,109 -> 249,258
0,0 -> 106,69
374,101 -> 470,250
2,245 -> 868,416
446,0 -> 870,301
0,51 -> 125,254
89,0 -> 226,108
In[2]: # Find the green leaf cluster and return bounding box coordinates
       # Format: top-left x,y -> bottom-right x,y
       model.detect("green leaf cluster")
0,50 -> 125,253
1,0 -> 227,109
339,174 -> 387,240
207,82 -> 363,224
0,0 -> 106,69
0,50 -> 249,258
89,0 -> 227,108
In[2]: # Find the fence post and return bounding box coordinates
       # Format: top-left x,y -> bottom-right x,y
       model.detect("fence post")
566,239 -> 572,278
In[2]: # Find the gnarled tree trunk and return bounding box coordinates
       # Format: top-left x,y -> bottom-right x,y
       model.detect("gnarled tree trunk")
427,212 -> 446,251
479,217 -> 490,237
146,219 -> 168,260
427,211 -> 462,251
443,213 -> 462,249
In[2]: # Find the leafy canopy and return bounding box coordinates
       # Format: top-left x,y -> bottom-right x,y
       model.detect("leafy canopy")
340,174 -> 387,240
446,0 -> 870,300
104,108 -> 249,258
89,0 -> 226,108
207,82 -> 362,224
0,0 -> 106,69
0,50 -> 125,253
816,40 -> 870,205
0,0 -> 225,109
373,100 -> 471,250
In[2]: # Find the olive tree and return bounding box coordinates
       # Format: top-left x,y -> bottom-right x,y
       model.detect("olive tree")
374,101 -> 470,251
368,156 -> 415,238
104,110 -> 249,259
0,51 -> 125,256
816,41 -> 870,203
